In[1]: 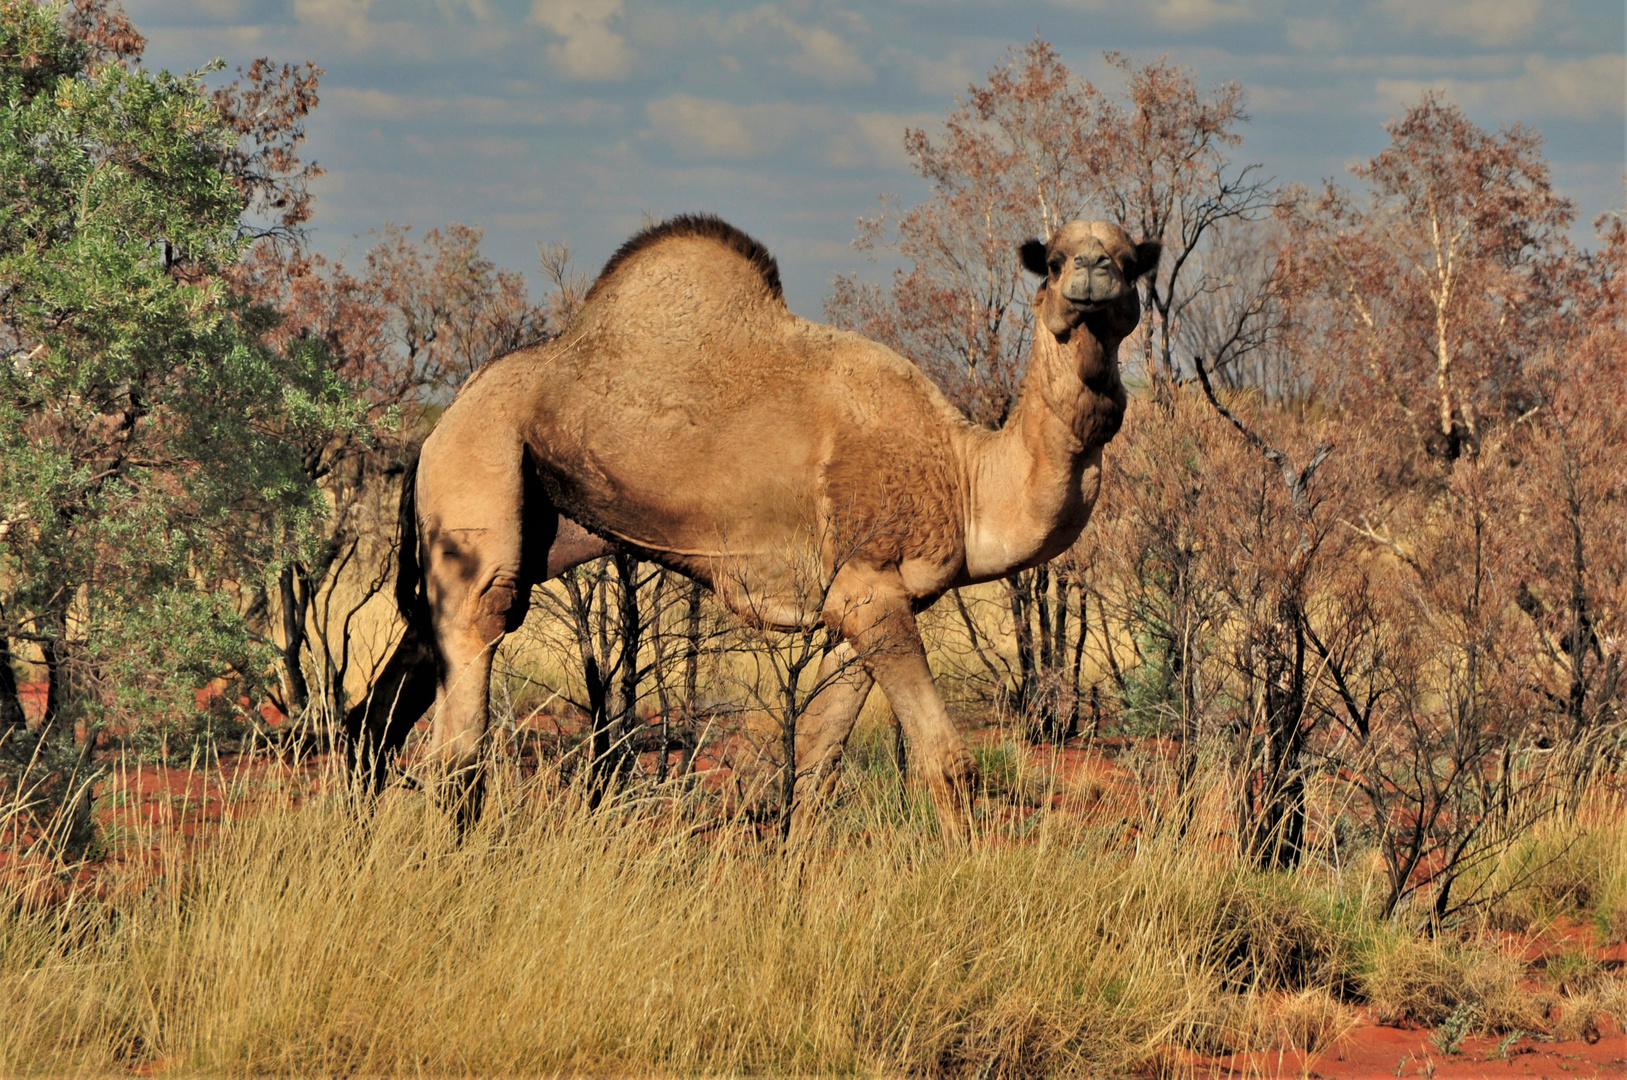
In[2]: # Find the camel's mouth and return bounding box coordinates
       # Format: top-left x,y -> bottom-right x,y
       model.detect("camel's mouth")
1062,277 -> 1129,311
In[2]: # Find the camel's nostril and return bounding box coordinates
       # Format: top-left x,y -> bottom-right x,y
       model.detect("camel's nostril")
1074,251 -> 1112,270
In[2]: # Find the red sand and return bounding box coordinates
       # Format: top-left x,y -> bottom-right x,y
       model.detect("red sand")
1195,1013 -> 1627,1078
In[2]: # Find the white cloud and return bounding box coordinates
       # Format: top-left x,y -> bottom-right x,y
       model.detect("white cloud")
1510,53 -> 1627,119
327,87 -> 413,120
848,111 -> 938,171
435,0 -> 496,19
709,5 -> 873,86
1284,16 -> 1343,52
144,23 -> 268,58
1246,84 -> 1353,115
1376,0 -> 1543,48
529,0 -> 633,81
293,0 -> 375,44
781,20 -> 872,84
1375,53 -> 1626,120
910,50 -> 973,97
1148,0 -> 1253,29
644,95 -> 821,157
326,87 -> 624,126
642,96 -> 928,170
156,0 -> 253,18
1049,0 -> 1250,30
289,0 -> 431,55
429,135 -> 531,160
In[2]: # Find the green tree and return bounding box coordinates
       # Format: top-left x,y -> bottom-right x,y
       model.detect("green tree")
0,1 -> 359,831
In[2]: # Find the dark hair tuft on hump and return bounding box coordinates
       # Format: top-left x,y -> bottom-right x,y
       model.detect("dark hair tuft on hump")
585,213 -> 783,304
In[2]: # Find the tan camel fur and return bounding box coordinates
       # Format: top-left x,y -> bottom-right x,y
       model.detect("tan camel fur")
346,214 -> 1159,840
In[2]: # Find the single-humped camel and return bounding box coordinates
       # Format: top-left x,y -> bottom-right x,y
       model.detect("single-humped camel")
346,213 -> 1159,841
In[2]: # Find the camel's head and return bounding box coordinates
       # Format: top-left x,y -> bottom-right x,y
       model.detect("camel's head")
1020,221 -> 1160,341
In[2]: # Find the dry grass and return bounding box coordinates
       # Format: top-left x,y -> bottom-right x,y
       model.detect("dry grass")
1474,804 -> 1627,933
0,753 -> 1376,1079
1361,934 -> 1543,1033
3,750 -> 1626,1077
1186,988 -> 1359,1057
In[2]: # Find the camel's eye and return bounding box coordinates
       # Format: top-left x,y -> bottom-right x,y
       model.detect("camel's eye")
1048,254 -> 1065,275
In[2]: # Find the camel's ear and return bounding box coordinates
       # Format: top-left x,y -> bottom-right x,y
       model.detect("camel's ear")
1019,238 -> 1050,277
1123,240 -> 1162,283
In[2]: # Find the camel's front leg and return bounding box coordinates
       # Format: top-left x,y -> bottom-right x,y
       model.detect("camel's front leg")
425,567 -> 526,835
788,641 -> 874,842
415,424 -> 536,835
421,521 -> 600,833
830,573 -> 978,843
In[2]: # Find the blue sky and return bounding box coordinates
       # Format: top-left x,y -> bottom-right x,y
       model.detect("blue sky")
128,0 -> 1625,318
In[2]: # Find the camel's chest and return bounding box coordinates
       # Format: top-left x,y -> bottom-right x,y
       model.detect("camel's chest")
819,428 -> 968,597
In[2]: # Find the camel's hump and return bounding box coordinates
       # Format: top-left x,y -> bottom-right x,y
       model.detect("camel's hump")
583,213 -> 783,306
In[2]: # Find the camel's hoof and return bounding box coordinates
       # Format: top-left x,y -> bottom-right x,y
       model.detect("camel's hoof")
948,750 -> 980,797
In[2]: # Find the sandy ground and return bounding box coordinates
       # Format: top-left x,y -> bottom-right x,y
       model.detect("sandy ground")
1197,1015 -> 1627,1079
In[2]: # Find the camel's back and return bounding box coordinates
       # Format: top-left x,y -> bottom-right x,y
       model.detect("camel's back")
473,217 -> 968,561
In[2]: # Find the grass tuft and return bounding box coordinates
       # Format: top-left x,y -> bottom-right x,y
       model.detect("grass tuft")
1363,935 -> 1540,1034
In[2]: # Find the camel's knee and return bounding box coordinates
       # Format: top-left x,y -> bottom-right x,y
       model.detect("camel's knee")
788,751 -> 844,844
816,752 -> 848,802
467,573 -> 528,644
795,744 -> 846,801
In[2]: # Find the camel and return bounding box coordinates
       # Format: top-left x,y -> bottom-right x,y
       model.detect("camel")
345,213 -> 1158,841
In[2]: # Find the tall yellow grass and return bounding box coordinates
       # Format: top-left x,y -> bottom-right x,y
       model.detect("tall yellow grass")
3,741 -> 1625,1076
0,744 -> 1353,1078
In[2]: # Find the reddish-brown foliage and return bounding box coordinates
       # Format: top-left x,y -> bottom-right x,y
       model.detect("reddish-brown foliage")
1280,94 -> 1577,463
830,36 -> 1626,912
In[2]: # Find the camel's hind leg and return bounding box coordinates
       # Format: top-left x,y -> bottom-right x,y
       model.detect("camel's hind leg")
787,641 -> 874,841
415,430 -> 543,833
342,618 -> 439,795
828,571 -> 978,843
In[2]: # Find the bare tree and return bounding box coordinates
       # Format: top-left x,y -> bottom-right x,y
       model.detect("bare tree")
1281,94 -> 1576,462
1190,351 -> 1332,868
714,526 -> 887,844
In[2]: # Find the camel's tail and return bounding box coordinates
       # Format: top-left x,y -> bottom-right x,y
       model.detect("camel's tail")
394,451 -> 426,622
343,450 -> 441,792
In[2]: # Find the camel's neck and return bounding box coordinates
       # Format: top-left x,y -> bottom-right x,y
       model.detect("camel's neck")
957,320 -> 1125,582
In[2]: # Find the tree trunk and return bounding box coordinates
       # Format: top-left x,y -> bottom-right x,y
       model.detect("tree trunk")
1247,595 -> 1308,871
953,588 -> 1008,698
650,572 -> 672,783
564,567 -> 615,807
779,653 -> 800,843
610,553 -> 642,776
583,649 -> 611,808
1035,564 -> 1054,674
678,578 -> 703,778
893,713 -> 908,781
1007,571 -> 1035,716
279,562 -> 310,716
40,609 -> 69,734
1171,569 -> 1199,800
1052,568 -> 1070,686
0,620 -> 25,730
1067,585 -> 1088,742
